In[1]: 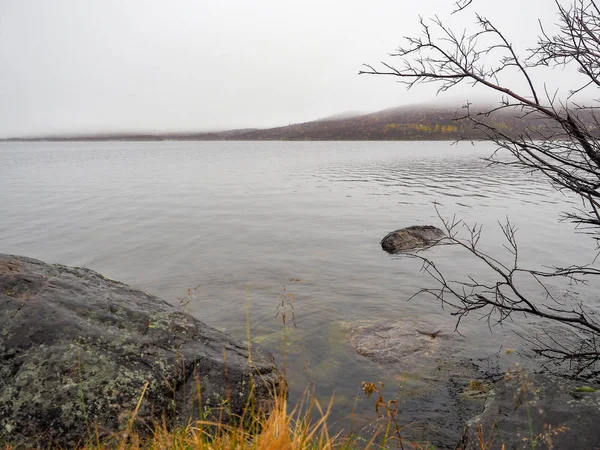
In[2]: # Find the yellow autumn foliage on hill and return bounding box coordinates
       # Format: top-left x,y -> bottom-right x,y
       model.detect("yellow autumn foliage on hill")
383,123 -> 458,133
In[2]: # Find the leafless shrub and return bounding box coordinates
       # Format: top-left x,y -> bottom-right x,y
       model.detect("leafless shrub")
362,1 -> 600,376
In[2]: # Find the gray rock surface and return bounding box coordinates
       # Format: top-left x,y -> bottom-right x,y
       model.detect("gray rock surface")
381,225 -> 445,253
346,319 -> 453,364
0,254 -> 285,448
345,319 -> 487,448
458,372 -> 600,449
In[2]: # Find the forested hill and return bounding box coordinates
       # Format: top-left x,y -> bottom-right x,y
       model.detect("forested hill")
3,105 -> 581,141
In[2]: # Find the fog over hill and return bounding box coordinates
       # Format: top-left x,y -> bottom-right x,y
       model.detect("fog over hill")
2,103 -> 589,142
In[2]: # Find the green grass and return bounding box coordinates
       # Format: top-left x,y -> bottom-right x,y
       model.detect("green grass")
574,386 -> 597,393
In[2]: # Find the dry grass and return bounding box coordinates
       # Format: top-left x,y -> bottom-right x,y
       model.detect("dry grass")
1,295 -> 556,450
1,378 -> 561,450
0,383 -> 448,450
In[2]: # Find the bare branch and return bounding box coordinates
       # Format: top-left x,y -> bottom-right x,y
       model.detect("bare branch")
410,213 -> 600,375
363,1 -> 600,375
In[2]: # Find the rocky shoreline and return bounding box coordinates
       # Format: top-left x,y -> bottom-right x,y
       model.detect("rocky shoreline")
1,253 -> 599,449
0,254 -> 285,447
345,318 -> 600,449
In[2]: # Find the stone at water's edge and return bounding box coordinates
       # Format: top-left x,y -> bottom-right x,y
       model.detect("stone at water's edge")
0,254 -> 285,448
458,372 -> 600,450
345,319 -> 487,447
380,225 -> 445,253
346,319 -> 450,364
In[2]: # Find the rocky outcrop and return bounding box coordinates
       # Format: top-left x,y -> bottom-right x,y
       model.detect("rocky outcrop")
458,372 -> 600,450
380,225 -> 445,253
0,254 -> 285,448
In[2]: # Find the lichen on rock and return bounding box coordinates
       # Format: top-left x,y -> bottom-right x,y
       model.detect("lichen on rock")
0,254 -> 286,448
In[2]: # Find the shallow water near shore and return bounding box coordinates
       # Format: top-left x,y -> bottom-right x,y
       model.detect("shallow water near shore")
1,140 -> 597,445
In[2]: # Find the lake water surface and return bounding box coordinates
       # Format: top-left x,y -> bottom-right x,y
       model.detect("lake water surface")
1,141 -> 597,443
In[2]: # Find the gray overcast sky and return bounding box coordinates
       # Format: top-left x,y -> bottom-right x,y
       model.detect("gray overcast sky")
0,1 -> 569,137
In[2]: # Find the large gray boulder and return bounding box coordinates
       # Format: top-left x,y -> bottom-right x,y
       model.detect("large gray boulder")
458,372 -> 600,449
0,254 -> 285,448
380,225 -> 445,253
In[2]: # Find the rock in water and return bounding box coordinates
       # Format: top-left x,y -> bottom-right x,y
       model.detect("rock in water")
345,319 -> 483,447
346,319 -> 445,364
381,225 -> 445,253
459,372 -> 600,449
0,254 -> 285,448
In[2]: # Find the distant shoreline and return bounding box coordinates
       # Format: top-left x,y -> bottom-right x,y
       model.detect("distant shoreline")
0,136 -> 480,142
0,104 -> 560,142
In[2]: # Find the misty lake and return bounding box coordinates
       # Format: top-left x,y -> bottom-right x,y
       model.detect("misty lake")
1,140 -> 596,444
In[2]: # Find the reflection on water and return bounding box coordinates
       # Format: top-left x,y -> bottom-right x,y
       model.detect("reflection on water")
0,140 -> 596,444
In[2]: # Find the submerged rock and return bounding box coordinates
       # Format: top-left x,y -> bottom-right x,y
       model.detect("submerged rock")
346,319 -> 449,364
380,225 -> 445,253
0,254 -> 285,448
459,372 -> 600,449
345,319 -> 486,447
